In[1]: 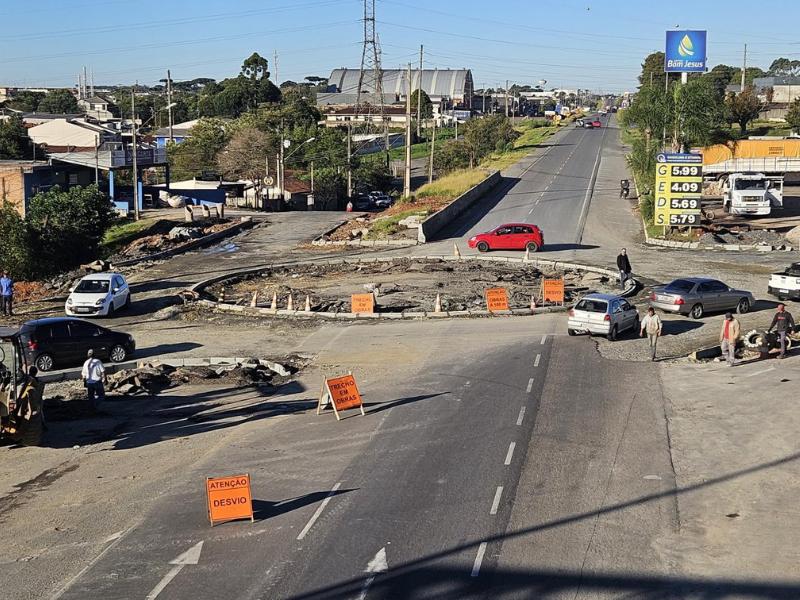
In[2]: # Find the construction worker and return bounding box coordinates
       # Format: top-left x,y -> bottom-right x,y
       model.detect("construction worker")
719,312 -> 740,367
768,303 -> 796,359
81,349 -> 106,410
640,307 -> 662,361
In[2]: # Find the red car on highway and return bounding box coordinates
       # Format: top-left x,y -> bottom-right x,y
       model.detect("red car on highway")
468,223 -> 544,252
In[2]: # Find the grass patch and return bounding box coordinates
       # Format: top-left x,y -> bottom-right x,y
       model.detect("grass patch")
481,122 -> 558,171
365,209 -> 429,239
100,218 -> 176,257
416,169 -> 488,199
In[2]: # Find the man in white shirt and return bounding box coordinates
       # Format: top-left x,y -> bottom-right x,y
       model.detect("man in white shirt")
640,307 -> 663,361
81,349 -> 106,410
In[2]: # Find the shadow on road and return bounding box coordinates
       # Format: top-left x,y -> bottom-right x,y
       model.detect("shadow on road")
365,392 -> 447,414
543,243 -> 599,252
433,176 -> 521,240
253,488 -> 355,522
136,341 -> 204,359
286,450 -> 800,599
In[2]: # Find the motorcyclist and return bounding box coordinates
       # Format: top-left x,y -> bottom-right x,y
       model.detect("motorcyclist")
619,179 -> 630,199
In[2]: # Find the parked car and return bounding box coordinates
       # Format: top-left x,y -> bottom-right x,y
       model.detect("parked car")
371,194 -> 394,209
66,272 -> 130,317
19,317 -> 135,372
568,293 -> 639,341
768,262 -> 800,301
591,120 -> 602,128
649,277 -> 754,319
468,223 -> 544,252
353,195 -> 374,211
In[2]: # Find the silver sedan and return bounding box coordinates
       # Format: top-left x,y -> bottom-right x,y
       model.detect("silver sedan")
649,277 -> 754,319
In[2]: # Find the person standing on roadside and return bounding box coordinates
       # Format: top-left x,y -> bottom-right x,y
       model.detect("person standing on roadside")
720,312 -> 740,367
0,271 -> 13,316
640,307 -> 662,361
616,248 -> 632,289
768,303 -> 796,359
81,349 -> 106,411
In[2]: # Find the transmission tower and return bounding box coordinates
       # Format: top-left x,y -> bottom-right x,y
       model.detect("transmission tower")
355,0 -> 385,136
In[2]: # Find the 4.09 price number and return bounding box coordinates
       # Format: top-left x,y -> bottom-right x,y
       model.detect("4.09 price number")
670,181 -> 701,193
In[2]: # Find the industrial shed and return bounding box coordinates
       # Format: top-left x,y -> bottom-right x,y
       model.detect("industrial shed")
326,68 -> 474,106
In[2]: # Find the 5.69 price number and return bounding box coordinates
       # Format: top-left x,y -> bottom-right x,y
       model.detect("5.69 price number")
669,197 -> 700,210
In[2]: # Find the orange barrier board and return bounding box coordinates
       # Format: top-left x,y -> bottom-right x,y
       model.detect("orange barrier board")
351,293 -> 374,314
317,373 -> 365,420
206,474 -> 254,526
485,288 -> 509,312
541,278 -> 565,304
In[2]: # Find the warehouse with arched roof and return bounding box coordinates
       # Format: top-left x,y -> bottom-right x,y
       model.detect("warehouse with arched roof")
325,68 -> 474,106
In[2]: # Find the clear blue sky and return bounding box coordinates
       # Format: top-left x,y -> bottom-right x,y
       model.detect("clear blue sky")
3,0 -> 800,92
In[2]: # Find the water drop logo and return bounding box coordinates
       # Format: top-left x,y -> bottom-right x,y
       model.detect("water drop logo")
678,34 -> 694,57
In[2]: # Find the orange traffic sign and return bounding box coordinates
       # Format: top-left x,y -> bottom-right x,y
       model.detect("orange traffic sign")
541,278 -> 565,304
317,373 -> 365,420
351,293 -> 375,314
485,287 -> 509,312
206,474 -> 254,526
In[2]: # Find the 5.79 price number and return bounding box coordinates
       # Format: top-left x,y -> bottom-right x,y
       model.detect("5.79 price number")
669,213 -> 700,226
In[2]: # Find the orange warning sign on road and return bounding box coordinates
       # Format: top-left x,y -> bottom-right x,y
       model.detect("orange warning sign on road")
317,373 -> 365,420
351,293 -> 374,314
485,287 -> 509,312
206,474 -> 254,526
541,278 -> 565,304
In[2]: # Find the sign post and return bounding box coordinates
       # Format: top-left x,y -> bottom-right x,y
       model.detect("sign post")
654,152 -> 703,231
206,474 -> 254,526
318,373 -> 365,420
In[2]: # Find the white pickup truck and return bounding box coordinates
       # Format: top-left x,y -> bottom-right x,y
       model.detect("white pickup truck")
722,172 -> 783,216
768,262 -> 800,301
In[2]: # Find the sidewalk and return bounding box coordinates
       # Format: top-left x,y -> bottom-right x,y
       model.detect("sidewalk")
656,355 -> 800,584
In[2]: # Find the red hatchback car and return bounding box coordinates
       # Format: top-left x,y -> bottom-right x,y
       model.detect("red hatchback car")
468,223 -> 544,252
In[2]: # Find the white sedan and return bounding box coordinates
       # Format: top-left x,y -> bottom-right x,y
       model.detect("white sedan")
65,272 -> 131,317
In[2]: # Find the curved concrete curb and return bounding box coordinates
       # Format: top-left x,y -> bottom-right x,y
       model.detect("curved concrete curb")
183,254 -> 637,321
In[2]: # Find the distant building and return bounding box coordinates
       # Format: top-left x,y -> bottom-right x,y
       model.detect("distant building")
320,104 -> 410,127
78,95 -> 114,120
28,118 -> 119,152
153,119 -> 200,147
0,160 -> 52,216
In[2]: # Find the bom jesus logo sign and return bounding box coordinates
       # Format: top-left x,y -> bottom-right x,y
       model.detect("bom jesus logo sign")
665,30 -> 707,73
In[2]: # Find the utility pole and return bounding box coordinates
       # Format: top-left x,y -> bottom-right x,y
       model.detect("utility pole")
279,119 -> 286,203
167,69 -> 174,143
311,161 -> 315,193
346,123 -> 353,198
131,83 -> 139,221
404,63 -> 412,198
505,79 -> 509,117
417,44 -> 423,140
94,136 -> 99,185
428,121 -> 435,184
741,43 -> 747,90
274,50 -> 279,86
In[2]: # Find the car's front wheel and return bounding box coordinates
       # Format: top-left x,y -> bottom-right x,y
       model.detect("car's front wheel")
476,241 -> 489,253
736,298 -> 751,314
110,344 -> 128,363
690,303 -> 704,319
35,353 -> 54,372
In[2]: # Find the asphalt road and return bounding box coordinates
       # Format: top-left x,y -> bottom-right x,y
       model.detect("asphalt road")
436,115 -> 610,252
51,318 -> 675,599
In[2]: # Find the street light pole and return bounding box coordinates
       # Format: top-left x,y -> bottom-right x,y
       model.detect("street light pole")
131,82 -> 139,221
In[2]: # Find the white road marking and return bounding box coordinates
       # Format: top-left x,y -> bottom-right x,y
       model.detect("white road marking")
742,366 -> 775,378
490,486 -> 504,515
526,378 -> 534,393
504,442 -> 516,465
297,482 -> 342,540
516,406 -> 526,426
357,547 -> 388,600
534,354 -> 541,367
471,542 -> 488,577
146,541 -> 204,600
540,335 -> 547,344
51,528 -> 133,599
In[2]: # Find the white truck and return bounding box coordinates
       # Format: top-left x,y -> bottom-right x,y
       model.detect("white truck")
722,172 -> 783,216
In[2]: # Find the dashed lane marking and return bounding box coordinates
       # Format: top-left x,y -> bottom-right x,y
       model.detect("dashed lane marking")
534,354 -> 541,367
296,482 -> 342,540
516,406 -> 526,426
490,486 -> 504,515
471,543 -> 488,577
526,378 -> 534,393
504,442 -> 516,465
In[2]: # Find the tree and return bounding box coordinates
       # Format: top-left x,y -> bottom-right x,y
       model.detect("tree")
353,160 -> 393,193
217,127 -> 277,195
670,77 -> 725,150
241,52 -> 270,80
37,89 -> 79,114
433,140 -> 470,174
786,97 -> 800,133
769,58 -> 800,77
703,64 -> 737,99
462,115 -> 518,167
730,67 -> 766,87
26,185 -> 114,275
0,204 -> 32,279
0,115 -> 33,159
5,91 -> 45,112
167,118 -> 229,180
725,86 -> 762,134
639,52 -> 666,88
411,90 -> 433,119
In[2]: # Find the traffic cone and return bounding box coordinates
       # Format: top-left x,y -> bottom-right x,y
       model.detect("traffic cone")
219,286 -> 225,302
434,294 -> 442,313
530,295 -> 537,311
250,290 -> 258,307
304,295 -> 311,312
453,242 -> 461,258
270,292 -> 277,310
287,295 -> 294,311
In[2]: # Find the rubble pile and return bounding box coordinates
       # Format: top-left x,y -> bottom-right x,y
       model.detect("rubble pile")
698,227 -> 787,247
119,220 -> 231,258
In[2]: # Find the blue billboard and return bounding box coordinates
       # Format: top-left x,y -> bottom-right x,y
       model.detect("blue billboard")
664,30 -> 707,73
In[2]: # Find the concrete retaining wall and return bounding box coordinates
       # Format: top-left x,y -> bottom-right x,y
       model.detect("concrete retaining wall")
417,171 -> 501,243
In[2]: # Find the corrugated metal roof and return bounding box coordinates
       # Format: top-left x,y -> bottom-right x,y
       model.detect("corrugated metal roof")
328,68 -> 473,100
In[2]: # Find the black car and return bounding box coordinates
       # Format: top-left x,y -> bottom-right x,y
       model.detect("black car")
19,317 -> 135,372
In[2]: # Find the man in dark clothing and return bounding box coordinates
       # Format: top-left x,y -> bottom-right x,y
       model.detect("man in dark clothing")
616,248 -> 632,289
768,303 -> 796,359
